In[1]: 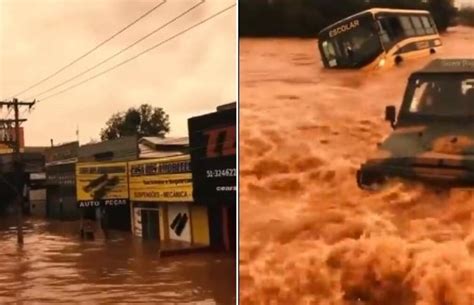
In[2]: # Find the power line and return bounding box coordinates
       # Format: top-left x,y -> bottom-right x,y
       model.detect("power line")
26,0 -> 205,101
9,0 -> 167,99
39,3 -> 236,102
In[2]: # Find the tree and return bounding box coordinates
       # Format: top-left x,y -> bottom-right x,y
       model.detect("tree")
239,0 -> 457,37
459,7 -> 474,26
100,104 -> 170,141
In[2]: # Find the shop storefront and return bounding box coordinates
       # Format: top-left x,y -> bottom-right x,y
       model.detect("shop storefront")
45,142 -> 79,220
45,163 -> 77,219
76,136 -> 138,232
129,155 -> 210,247
0,150 -> 46,215
28,172 -> 47,217
76,161 -> 130,232
188,104 -> 236,252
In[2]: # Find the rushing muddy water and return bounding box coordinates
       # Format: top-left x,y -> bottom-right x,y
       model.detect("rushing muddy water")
240,27 -> 474,305
0,217 -> 235,304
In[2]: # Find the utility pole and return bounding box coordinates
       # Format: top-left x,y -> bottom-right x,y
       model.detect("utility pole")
0,98 -> 35,245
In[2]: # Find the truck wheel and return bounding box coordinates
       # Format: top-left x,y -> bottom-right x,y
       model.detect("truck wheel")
357,170 -> 386,190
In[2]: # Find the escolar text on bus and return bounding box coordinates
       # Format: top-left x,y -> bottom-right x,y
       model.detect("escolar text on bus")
329,20 -> 360,37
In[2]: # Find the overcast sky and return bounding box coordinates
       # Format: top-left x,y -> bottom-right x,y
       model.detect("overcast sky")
0,0 -> 236,146
455,0 -> 474,7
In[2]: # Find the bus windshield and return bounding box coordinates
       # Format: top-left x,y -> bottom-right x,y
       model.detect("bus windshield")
319,16 -> 382,68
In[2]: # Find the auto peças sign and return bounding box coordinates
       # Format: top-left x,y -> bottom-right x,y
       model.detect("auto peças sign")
76,161 -> 129,208
188,107 -> 236,204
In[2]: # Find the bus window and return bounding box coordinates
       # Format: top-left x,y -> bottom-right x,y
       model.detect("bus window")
377,16 -> 404,47
399,16 -> 415,37
410,16 -> 426,36
377,20 -> 390,45
429,16 -> 438,33
421,16 -> 435,34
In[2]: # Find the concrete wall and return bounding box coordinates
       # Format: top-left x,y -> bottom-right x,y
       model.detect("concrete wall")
78,136 -> 138,162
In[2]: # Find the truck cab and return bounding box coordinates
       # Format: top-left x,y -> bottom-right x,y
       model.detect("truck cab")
357,59 -> 474,189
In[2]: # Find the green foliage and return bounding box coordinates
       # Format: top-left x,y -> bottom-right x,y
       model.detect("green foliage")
239,0 -> 457,37
100,104 -> 170,141
458,7 -> 474,26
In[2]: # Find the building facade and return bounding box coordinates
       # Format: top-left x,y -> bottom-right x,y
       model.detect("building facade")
128,154 -> 209,247
45,142 -> 79,220
77,136 -> 138,232
188,103 -> 236,252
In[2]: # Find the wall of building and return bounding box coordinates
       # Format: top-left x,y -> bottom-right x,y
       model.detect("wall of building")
188,106 -> 236,251
78,136 -> 138,162
167,203 -> 192,243
29,189 -> 46,217
191,205 -> 210,246
46,162 -> 78,220
128,155 -> 210,247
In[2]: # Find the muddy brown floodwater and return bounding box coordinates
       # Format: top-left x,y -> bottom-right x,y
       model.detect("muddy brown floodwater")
240,26 -> 474,305
0,217 -> 235,305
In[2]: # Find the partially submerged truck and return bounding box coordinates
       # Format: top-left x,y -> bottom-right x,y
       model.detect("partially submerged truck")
357,59 -> 474,189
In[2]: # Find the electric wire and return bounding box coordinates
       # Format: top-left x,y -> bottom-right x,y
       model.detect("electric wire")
9,0 -> 167,99
26,0 -> 205,101
39,3 -> 236,102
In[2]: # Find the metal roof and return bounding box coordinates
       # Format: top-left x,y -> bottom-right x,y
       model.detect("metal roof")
217,102 -> 236,112
414,59 -> 474,74
78,136 -> 138,162
139,137 -> 189,146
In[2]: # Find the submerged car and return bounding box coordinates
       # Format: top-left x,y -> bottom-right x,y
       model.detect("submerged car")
357,58 -> 474,189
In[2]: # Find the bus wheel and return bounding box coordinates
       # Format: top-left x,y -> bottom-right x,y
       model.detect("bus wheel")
395,56 -> 403,66
430,48 -> 436,54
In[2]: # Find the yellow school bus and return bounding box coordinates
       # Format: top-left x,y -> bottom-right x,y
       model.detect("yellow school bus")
318,8 -> 442,70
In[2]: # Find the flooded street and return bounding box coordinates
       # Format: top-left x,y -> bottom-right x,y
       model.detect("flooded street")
240,26 -> 474,304
0,217 -> 235,305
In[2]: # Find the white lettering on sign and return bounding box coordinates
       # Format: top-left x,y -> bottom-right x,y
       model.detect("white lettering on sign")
79,200 -> 101,208
216,186 -> 236,192
104,199 -> 128,206
442,59 -> 474,69
329,20 -> 360,37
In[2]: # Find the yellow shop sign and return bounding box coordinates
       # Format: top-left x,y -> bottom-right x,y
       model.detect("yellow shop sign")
129,155 -> 193,202
76,162 -> 129,207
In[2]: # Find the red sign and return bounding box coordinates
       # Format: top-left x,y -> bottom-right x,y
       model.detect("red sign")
204,126 -> 236,158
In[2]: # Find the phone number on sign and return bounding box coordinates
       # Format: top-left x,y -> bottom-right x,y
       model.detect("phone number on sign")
206,168 -> 236,178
